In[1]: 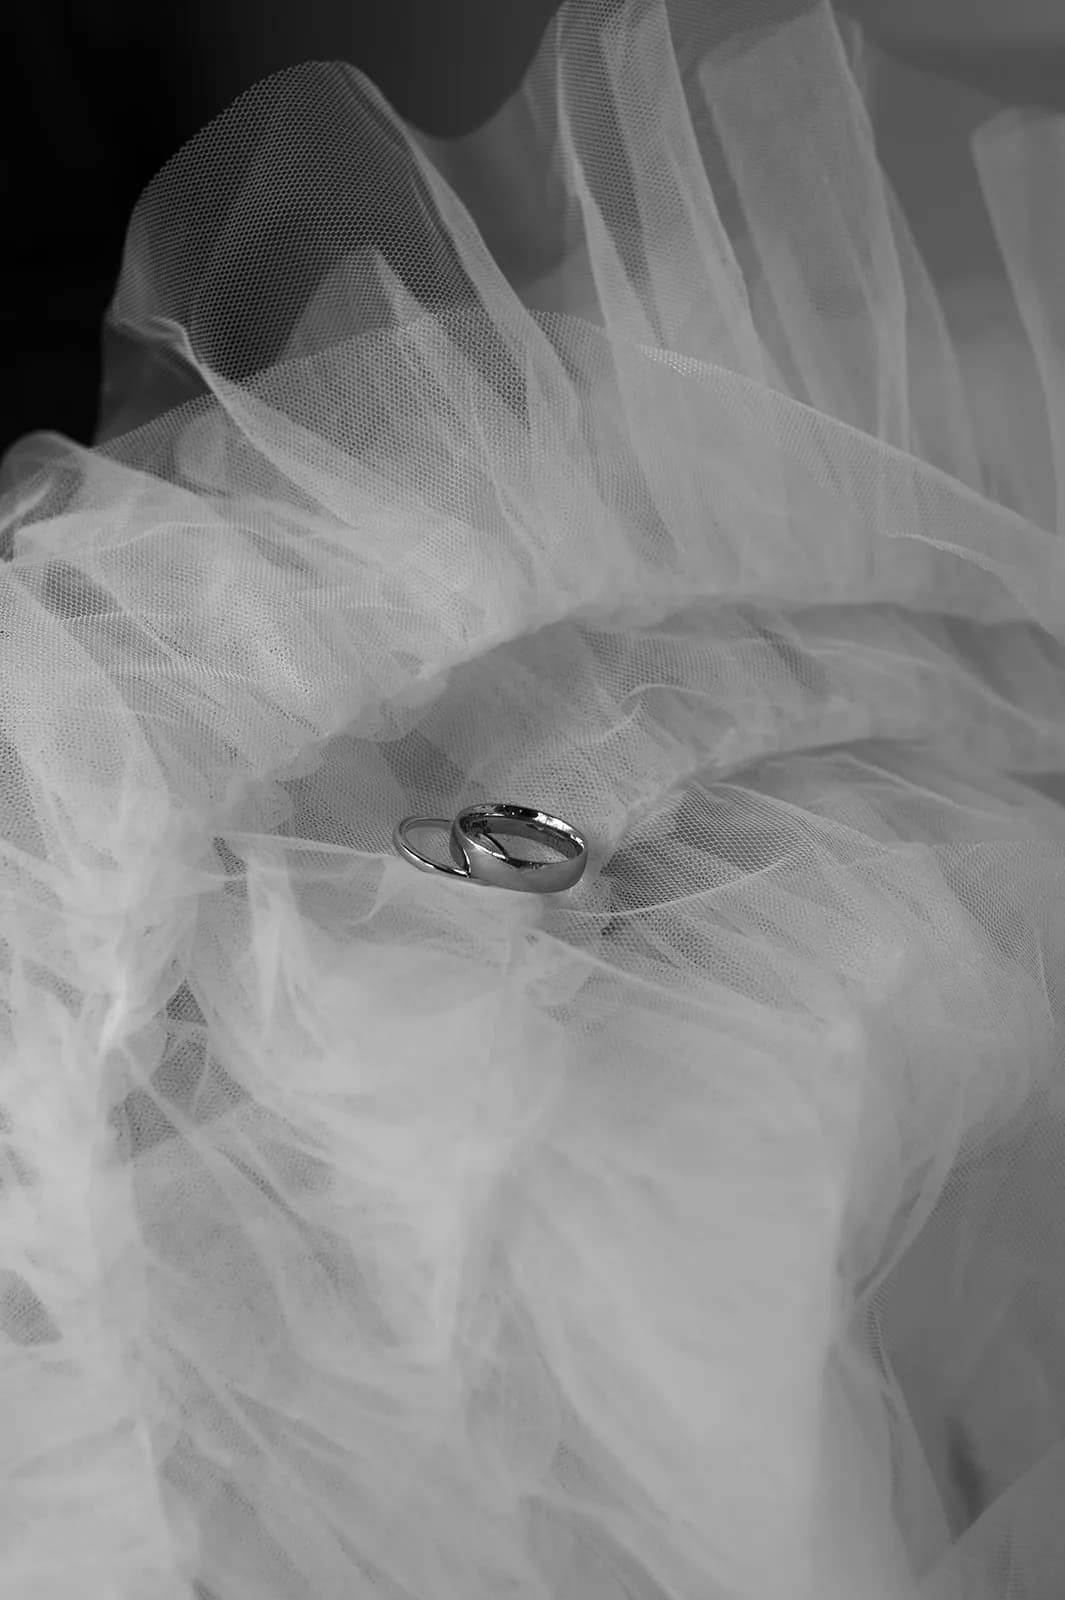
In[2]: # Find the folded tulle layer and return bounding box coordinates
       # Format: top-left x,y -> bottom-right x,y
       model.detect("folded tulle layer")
3,3 -> 1065,1596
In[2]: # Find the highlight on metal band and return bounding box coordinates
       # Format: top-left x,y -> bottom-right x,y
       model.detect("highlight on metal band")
393,802 -> 588,894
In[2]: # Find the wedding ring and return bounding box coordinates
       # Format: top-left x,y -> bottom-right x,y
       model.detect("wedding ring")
393,803 -> 588,894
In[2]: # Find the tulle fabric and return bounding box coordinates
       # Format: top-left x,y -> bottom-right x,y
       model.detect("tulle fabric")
3,2 -> 1065,1595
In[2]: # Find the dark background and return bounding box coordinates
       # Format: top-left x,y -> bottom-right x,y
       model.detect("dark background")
3,0 -> 1064,460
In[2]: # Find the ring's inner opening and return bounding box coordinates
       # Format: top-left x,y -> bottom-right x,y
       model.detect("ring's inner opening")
467,818 -> 579,865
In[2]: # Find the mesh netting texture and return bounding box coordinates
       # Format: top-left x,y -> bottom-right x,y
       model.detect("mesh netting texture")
3,1 -> 1065,1596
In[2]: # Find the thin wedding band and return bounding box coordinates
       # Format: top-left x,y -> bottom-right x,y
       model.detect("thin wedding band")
392,816 -> 467,881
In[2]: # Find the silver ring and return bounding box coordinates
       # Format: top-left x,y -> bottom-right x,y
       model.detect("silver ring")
393,803 -> 588,895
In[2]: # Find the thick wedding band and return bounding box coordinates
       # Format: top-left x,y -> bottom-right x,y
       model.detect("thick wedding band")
393,803 -> 588,895
453,803 -> 588,894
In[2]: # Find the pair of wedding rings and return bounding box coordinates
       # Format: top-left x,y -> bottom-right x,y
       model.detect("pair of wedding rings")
393,802 -> 588,895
